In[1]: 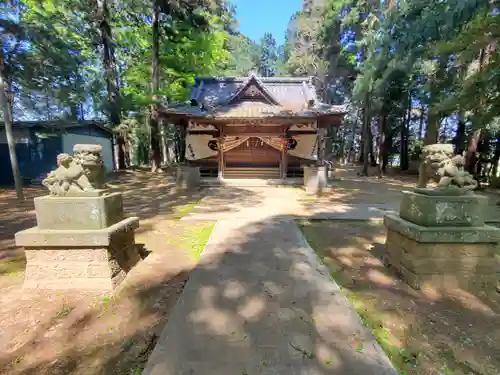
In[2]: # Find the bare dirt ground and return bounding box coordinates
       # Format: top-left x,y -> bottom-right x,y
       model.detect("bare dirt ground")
0,171 -> 214,375
299,220 -> 500,375
302,166 -> 418,205
2,166 -> 500,374
318,166 -> 500,223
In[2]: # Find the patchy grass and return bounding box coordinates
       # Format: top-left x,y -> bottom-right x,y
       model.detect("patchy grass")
0,256 -> 26,276
345,292 -> 418,373
55,306 -> 75,319
298,220 -> 500,375
183,223 -> 215,260
156,222 -> 214,261
171,199 -> 201,220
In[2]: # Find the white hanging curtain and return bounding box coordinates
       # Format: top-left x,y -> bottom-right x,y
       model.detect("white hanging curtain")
185,134 -> 218,160
288,134 -> 318,160
257,136 -> 283,151
221,136 -> 250,152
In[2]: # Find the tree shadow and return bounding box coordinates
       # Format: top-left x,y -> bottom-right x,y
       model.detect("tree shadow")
299,219 -> 500,374
0,187 -> 42,262
2,177 -> 498,374
1,214 -> 401,374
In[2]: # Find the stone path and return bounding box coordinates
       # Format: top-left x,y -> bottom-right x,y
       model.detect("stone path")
143,187 -> 398,375
181,186 -> 397,222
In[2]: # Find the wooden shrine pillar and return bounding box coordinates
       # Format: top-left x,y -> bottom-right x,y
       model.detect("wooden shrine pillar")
218,127 -> 225,180
281,133 -> 288,180
317,127 -> 327,165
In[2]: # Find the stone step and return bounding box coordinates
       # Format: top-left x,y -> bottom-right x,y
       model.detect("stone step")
224,168 -> 281,179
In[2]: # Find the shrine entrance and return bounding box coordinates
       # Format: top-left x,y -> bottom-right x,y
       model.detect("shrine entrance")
221,136 -> 282,179
224,137 -> 281,168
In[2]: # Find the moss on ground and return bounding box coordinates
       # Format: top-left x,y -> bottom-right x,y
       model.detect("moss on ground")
172,199 -> 201,220
0,256 -> 26,276
183,223 -> 215,260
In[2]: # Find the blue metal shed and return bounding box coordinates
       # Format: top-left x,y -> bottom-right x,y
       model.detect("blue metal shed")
0,120 -> 115,186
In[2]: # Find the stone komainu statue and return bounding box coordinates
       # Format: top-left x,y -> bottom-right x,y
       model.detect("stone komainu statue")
417,143 -> 477,192
42,144 -> 105,196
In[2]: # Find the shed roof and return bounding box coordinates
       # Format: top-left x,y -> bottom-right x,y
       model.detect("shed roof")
0,120 -> 113,134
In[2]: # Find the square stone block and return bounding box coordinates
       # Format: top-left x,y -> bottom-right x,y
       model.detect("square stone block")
384,214 -> 500,243
399,190 -> 487,227
384,226 -> 499,292
17,218 -> 140,290
387,261 -> 497,292
385,228 -> 497,259
15,217 -> 139,247
385,229 -> 496,274
303,165 -> 327,195
35,193 -> 124,230
176,166 -> 200,190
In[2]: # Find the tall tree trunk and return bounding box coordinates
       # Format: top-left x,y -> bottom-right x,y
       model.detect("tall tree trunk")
161,123 -> 169,166
149,3 -> 162,172
347,109 -> 360,163
383,131 -> 392,171
0,54 -> 24,201
117,134 -> 126,168
465,129 -> 482,174
361,99 -> 370,176
424,108 -> 439,145
400,93 -> 411,171
490,135 -> 500,179
97,0 -> 125,169
418,105 -> 424,140
174,123 -> 187,164
378,114 -> 387,178
368,124 -> 376,166
358,137 -> 364,163
178,120 -> 187,163
453,112 -> 466,154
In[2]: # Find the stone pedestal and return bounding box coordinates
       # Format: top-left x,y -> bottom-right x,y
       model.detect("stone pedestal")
176,166 -> 200,190
15,193 -> 140,290
303,165 -> 327,194
384,190 -> 500,292
399,189 -> 488,227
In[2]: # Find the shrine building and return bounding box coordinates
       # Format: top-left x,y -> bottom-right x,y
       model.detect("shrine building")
159,73 -> 346,180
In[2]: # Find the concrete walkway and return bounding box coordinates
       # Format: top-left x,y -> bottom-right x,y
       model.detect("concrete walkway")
143,188 -> 399,374
181,186 -> 397,222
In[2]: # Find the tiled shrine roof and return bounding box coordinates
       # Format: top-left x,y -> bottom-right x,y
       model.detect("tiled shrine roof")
160,73 -> 347,120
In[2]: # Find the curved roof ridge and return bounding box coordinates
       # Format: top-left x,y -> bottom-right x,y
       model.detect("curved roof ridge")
194,76 -> 314,83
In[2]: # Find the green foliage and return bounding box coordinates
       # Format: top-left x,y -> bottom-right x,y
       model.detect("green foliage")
304,0 -> 500,172
257,32 -> 279,77
225,33 -> 260,76
2,0 -> 101,120
285,4 -> 327,78
1,0 -> 236,117
120,12 -> 231,111
0,0 -> 242,166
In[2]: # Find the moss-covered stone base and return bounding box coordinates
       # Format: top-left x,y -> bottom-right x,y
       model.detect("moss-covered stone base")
399,190 -> 487,227
384,217 -> 499,292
